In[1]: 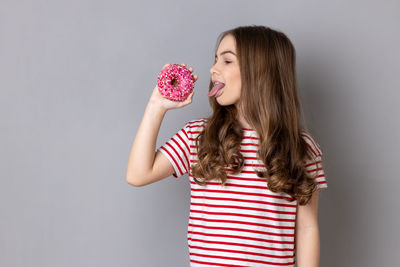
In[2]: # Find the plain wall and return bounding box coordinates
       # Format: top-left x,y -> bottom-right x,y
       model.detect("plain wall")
1,0 -> 399,266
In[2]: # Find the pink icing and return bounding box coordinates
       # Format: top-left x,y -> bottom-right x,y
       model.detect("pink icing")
157,64 -> 195,102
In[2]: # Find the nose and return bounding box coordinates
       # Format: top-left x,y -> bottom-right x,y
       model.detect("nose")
210,63 -> 219,76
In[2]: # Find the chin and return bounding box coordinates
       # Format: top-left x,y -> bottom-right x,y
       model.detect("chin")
217,99 -> 235,106
216,95 -> 229,105
217,95 -> 239,106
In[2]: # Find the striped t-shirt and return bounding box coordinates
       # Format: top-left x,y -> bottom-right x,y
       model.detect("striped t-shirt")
157,118 -> 328,267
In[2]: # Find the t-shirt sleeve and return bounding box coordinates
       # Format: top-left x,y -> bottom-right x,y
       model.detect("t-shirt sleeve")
302,133 -> 328,191
156,121 -> 191,179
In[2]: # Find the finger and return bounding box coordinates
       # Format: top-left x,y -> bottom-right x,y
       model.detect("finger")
185,95 -> 193,104
186,92 -> 193,100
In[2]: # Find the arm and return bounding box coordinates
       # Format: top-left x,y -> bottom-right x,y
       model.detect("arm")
125,63 -> 197,187
295,189 -> 320,267
125,100 -> 170,186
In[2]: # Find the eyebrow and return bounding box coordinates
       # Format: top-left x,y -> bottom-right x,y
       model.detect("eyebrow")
215,50 -> 236,58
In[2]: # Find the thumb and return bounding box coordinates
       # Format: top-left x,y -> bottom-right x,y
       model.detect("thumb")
183,92 -> 194,105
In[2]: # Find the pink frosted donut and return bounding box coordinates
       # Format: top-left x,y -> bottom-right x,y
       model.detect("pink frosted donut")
157,64 -> 195,102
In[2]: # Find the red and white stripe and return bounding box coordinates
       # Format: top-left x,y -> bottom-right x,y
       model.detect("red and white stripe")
158,118 -> 328,266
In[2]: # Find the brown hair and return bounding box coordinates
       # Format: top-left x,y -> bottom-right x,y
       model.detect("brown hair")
191,25 -> 321,205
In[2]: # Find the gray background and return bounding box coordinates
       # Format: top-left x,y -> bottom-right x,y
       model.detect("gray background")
1,0 -> 399,266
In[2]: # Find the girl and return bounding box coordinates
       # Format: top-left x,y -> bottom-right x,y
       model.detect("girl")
126,25 -> 328,267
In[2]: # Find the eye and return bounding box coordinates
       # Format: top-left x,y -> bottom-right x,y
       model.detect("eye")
224,61 -> 232,64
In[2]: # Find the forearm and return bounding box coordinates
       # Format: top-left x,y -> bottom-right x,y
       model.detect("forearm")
295,227 -> 320,267
126,101 -> 167,184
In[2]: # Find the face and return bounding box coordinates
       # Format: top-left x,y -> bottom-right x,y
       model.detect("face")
209,34 -> 241,106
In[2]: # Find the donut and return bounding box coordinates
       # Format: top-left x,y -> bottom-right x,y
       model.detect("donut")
157,64 -> 195,102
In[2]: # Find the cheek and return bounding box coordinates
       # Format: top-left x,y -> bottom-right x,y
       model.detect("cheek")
228,81 -> 241,100
235,85 -> 241,98
234,75 -> 241,93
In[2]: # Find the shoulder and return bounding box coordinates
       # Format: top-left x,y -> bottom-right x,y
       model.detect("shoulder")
300,130 -> 323,158
185,117 -> 208,136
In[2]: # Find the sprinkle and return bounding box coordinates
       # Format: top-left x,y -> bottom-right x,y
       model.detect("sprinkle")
157,64 -> 195,102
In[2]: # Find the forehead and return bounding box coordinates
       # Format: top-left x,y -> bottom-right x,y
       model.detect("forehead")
216,34 -> 236,54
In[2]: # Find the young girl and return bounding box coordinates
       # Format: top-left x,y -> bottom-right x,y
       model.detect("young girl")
126,25 -> 328,267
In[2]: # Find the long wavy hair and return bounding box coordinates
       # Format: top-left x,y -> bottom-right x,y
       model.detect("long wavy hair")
190,25 -> 322,206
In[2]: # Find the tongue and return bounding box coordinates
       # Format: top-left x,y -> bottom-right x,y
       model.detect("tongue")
208,83 -> 225,97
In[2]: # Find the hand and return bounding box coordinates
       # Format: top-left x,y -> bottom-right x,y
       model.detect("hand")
149,63 -> 198,111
